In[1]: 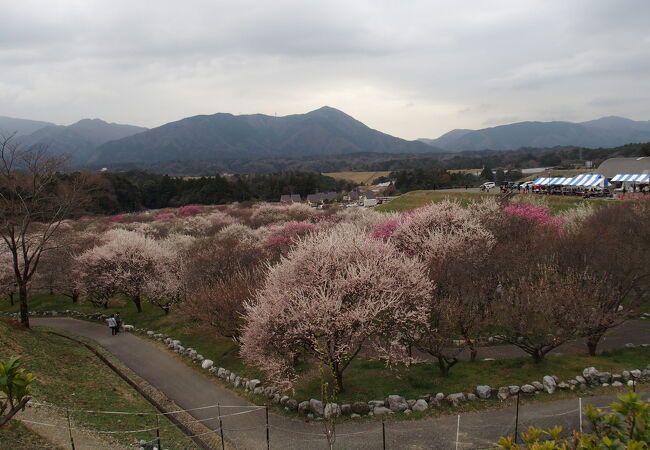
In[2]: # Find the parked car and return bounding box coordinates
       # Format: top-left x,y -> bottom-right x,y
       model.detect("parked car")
480,182 -> 496,190
519,181 -> 534,190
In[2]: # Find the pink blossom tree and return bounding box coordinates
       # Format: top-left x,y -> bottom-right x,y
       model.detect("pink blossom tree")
240,224 -> 432,391
265,221 -> 318,259
154,212 -> 176,221
177,205 -> 204,217
503,203 -> 565,229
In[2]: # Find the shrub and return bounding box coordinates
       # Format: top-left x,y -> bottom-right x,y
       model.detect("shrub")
177,205 -> 204,217
504,204 -> 565,229
154,212 -> 176,221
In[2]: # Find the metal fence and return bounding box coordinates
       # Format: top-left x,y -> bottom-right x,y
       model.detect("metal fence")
16,390 -> 643,450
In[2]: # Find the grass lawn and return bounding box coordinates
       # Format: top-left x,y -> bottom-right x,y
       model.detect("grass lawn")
323,171 -> 391,185
376,190 -> 496,212
0,317 -> 187,446
292,347 -> 649,404
4,294 -> 648,418
376,190 -> 611,213
0,420 -> 55,450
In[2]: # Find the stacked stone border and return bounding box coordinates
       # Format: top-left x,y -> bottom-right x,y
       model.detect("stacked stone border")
5,309 -> 650,420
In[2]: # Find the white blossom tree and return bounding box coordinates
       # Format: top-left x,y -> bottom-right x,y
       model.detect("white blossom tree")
240,224 -> 432,391
143,234 -> 195,314
75,229 -> 172,312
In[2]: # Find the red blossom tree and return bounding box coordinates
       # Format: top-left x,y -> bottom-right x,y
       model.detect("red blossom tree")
240,224 -> 432,391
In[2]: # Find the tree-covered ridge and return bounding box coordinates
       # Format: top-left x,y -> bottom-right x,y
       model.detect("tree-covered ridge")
85,170 -> 356,213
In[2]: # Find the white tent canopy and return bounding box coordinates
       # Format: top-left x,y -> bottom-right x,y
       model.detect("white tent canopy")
611,174 -> 650,183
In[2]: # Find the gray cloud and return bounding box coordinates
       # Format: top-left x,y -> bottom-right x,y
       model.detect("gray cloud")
1,0 -> 649,139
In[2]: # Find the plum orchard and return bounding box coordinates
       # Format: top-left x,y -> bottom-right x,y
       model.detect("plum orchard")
1,193 -> 649,391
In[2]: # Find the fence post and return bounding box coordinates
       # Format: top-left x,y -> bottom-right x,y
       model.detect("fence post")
265,405 -> 270,450
382,418 -> 386,450
514,391 -> 520,444
156,414 -> 162,450
578,397 -> 582,434
66,408 -> 76,450
218,403 -> 225,450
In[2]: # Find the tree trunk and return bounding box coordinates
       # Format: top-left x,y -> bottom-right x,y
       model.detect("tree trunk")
133,294 -> 142,313
334,369 -> 344,392
586,335 -> 601,356
72,292 -> 79,304
531,349 -> 544,363
469,347 -> 478,362
163,305 -> 170,315
19,283 -> 29,328
0,396 -> 31,427
8,292 -> 14,307
437,356 -> 457,377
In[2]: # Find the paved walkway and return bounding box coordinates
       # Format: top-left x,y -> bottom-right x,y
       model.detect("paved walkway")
449,320 -> 650,361
33,318 -> 648,450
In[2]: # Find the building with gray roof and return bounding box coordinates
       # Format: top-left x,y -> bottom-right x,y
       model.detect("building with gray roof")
598,157 -> 650,178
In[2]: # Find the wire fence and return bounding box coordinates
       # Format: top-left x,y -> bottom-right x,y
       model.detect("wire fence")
14,391 -> 640,450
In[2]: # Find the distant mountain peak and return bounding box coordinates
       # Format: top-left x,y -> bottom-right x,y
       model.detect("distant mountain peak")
420,116 -> 650,152
89,107 -> 439,166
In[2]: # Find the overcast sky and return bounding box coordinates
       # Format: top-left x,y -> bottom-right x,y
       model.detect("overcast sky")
1,0 -> 649,139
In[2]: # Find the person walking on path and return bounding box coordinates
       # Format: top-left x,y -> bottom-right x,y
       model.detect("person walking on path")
107,315 -> 117,336
114,312 -> 122,334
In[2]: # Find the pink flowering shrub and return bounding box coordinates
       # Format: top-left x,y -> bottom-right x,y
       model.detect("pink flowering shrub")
265,221 -> 319,258
155,212 -> 176,221
370,218 -> 400,240
504,204 -> 565,229
108,214 -> 127,223
177,205 -> 204,217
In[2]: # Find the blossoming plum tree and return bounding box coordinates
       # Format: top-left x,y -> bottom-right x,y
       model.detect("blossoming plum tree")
240,224 -> 432,391
388,201 -> 496,373
75,229 -> 173,312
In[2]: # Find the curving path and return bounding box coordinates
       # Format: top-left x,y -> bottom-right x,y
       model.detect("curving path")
33,318 -> 648,450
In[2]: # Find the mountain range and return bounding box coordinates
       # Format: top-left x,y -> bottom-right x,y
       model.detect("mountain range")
88,106 -> 434,165
1,109 -> 650,169
0,116 -> 147,163
419,116 -> 650,151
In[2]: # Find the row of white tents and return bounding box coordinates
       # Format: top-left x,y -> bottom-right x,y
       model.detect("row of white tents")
532,173 -> 609,187
532,173 -> 650,188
